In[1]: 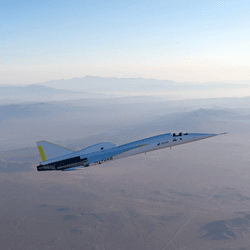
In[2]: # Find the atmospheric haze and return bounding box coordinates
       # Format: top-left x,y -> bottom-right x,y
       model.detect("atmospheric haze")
1,0 -> 250,249
1,83 -> 250,249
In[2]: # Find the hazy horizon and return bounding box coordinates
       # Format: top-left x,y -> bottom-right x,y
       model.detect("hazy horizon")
1,75 -> 250,100
2,1 -> 250,249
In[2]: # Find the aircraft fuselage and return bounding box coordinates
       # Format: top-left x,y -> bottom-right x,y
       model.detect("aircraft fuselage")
37,132 -> 220,171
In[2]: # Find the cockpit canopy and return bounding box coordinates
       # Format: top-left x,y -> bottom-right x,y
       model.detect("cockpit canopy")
173,132 -> 188,137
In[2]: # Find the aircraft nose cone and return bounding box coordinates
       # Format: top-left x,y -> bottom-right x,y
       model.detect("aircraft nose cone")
204,132 -> 228,137
194,132 -> 227,140
203,133 -> 218,138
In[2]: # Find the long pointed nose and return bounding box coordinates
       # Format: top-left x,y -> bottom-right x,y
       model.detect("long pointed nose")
200,133 -> 219,138
200,132 -> 228,138
188,133 -> 224,141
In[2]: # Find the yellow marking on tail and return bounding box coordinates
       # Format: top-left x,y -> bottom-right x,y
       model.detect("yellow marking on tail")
38,146 -> 46,161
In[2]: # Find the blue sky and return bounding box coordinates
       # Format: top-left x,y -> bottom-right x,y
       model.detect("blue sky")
1,0 -> 250,84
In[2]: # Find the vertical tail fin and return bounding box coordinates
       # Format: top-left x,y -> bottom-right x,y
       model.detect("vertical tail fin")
36,141 -> 75,162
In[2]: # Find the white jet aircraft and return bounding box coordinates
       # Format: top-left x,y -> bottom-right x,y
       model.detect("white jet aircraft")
37,132 -> 225,171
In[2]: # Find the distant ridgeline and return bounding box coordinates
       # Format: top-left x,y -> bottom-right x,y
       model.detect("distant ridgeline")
0,84 -> 75,95
37,76 -> 250,92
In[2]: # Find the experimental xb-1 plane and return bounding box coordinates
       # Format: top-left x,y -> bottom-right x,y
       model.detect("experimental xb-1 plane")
37,132 -> 225,171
